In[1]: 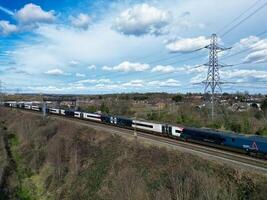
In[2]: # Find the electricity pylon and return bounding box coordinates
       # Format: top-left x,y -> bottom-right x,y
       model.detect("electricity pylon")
203,34 -> 231,120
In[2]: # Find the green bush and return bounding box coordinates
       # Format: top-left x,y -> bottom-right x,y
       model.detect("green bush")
172,95 -> 183,102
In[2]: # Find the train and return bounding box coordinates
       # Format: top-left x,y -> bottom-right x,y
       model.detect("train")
2,101 -> 267,159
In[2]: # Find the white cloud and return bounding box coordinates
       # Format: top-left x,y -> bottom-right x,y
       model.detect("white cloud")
102,66 -> 112,71
44,68 -> 64,76
0,3 -> 56,35
0,20 -> 18,35
113,3 -> 171,36
244,50 -> 267,64
148,79 -> 180,87
151,65 -> 176,73
77,79 -> 112,84
76,73 -> 86,77
221,69 -> 267,80
190,73 -> 206,84
233,36 -> 260,50
94,83 -> 120,90
166,36 -> 209,52
122,80 -> 144,87
15,3 -> 56,25
5,15 -> 164,76
25,77 -> 183,94
70,13 -> 91,29
232,36 -> 267,64
121,79 -> 180,88
88,65 -> 96,70
187,65 -> 207,73
103,61 -> 150,72
190,69 -> 267,84
69,60 -> 79,65
151,64 -> 207,74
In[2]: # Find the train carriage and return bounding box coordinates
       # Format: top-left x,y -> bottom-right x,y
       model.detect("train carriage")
116,116 -> 132,127
83,112 -> 101,122
25,104 -> 31,110
64,110 -> 75,117
60,109 -> 65,115
132,120 -> 161,133
50,108 -> 60,114
31,105 -> 40,111
222,134 -> 267,156
100,115 -> 133,127
181,127 -> 225,144
74,111 -> 82,118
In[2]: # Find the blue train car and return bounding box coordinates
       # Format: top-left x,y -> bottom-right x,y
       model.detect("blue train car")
182,127 -> 225,145
100,115 -> 133,127
116,116 -> 132,127
182,127 -> 267,157
101,115 -> 111,124
65,110 -> 75,117
222,133 -> 267,155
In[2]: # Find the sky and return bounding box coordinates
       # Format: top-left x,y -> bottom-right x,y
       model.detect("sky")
0,0 -> 267,94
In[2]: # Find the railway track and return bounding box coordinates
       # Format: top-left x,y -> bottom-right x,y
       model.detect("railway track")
4,107 -> 267,175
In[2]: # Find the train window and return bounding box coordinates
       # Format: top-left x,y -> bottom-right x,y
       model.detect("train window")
232,138 -> 235,142
175,130 -> 182,133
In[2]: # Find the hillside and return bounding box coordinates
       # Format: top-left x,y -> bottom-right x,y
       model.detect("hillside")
0,107 -> 267,200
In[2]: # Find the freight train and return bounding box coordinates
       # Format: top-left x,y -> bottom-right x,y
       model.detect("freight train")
3,101 -> 267,159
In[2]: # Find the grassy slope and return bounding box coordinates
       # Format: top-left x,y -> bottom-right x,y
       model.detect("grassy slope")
0,107 -> 266,200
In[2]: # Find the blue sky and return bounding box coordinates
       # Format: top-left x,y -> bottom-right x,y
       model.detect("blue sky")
0,0 -> 267,94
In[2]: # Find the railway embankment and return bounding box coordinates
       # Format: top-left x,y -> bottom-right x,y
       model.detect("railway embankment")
0,120 -> 20,200
0,107 -> 267,200
0,123 -> 9,199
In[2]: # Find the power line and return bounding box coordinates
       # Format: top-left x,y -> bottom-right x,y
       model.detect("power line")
83,48 -> 203,80
220,29 -> 267,62
75,48 -> 206,83
221,1 -> 267,38
216,0 -> 263,34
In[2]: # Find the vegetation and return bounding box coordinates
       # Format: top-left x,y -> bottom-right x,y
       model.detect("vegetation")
261,99 -> 267,116
172,94 -> 183,102
0,107 -> 267,200
3,93 -> 267,135
77,95 -> 267,136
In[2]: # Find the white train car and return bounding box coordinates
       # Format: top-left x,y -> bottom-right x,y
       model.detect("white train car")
132,120 -> 162,133
25,104 -> 31,110
5,101 -> 14,107
11,103 -> 17,108
74,111 -> 82,118
60,109 -> 65,115
50,108 -> 60,114
31,105 -> 40,111
172,126 -> 184,137
83,112 -> 101,122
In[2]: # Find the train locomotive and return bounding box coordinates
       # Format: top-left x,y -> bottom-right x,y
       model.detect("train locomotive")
3,101 -> 267,159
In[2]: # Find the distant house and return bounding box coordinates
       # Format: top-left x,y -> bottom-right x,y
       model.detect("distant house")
231,103 -> 247,112
247,102 -> 261,110
196,103 -> 206,109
